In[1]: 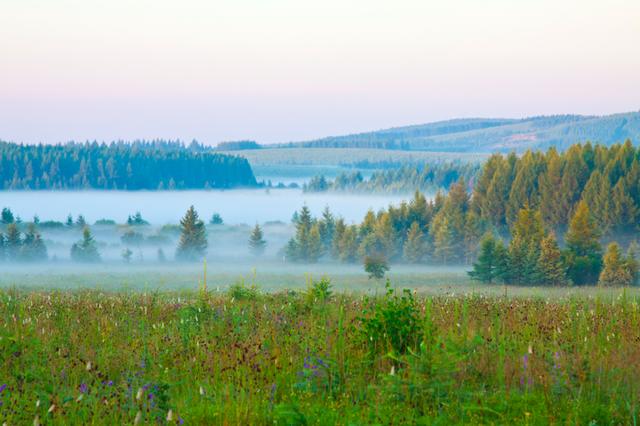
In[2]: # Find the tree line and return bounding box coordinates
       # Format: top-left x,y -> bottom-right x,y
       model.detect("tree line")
303,162 -> 480,194
0,140 -> 257,190
286,141 -> 640,285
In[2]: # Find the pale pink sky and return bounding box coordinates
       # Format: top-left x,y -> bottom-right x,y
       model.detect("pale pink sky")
1,0 -> 639,144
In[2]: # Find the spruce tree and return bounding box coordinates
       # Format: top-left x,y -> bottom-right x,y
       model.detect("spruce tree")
598,242 -> 632,287
1,208 -> 14,224
71,226 -> 101,262
564,201 -> 603,285
507,207 -> 545,285
176,206 -> 208,261
4,223 -> 21,260
536,233 -> 569,286
337,226 -> 359,263
248,224 -> 267,256
624,242 -> 639,286
317,206 -> 336,252
433,216 -> 454,264
307,224 -> 323,263
468,233 -> 499,283
403,221 -> 426,263
20,223 -> 47,262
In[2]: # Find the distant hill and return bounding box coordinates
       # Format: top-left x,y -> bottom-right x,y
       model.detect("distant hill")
277,112 -> 640,152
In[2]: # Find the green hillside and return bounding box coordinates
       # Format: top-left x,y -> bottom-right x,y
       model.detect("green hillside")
276,112 -> 640,152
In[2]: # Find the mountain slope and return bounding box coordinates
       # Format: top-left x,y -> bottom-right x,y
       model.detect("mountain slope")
279,112 -> 640,152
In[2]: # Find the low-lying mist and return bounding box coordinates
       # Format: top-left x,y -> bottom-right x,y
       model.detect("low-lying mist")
1,189 -> 409,225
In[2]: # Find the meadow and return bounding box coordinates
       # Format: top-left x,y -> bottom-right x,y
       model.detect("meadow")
0,273 -> 639,425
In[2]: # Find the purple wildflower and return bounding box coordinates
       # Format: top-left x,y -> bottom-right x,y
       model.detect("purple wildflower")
79,383 -> 88,394
0,384 -> 6,393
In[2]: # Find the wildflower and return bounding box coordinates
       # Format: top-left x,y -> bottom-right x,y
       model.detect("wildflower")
199,386 -> 204,396
178,417 -> 185,425
167,409 -> 174,421
136,388 -> 143,400
48,404 -> 55,414
33,415 -> 40,426
0,384 -> 6,393
390,366 -> 395,376
86,361 -> 92,371
79,383 -> 88,394
134,411 -> 142,425
76,394 -> 84,402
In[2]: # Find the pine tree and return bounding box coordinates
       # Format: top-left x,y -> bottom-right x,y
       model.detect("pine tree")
564,200 -> 603,285
248,224 -> 267,256
624,241 -> 639,286
4,223 -> 21,260
71,226 -> 101,262
176,206 -> 208,261
19,223 -> 47,262
1,208 -> 14,224
536,233 -> 569,286
468,233 -> 499,283
598,242 -> 632,287
403,221 -> 426,263
433,216 -> 454,264
307,223 -> 323,263
317,206 -> 336,252
331,218 -> 347,260
337,225 -> 359,263
507,207 -> 546,285
463,211 -> 484,264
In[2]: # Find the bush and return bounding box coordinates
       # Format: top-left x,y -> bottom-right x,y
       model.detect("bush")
364,255 -> 389,279
359,280 -> 422,357
227,280 -> 261,301
305,276 -> 333,304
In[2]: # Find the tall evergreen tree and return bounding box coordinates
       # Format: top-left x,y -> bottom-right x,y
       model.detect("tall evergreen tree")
598,242 -> 632,287
536,233 -> 569,286
248,224 -> 267,256
20,223 -> 48,262
70,226 -> 101,262
564,201 -> 603,285
1,208 -> 14,224
403,221 -> 427,263
4,223 -> 21,260
176,206 -> 208,261
468,233 -> 500,283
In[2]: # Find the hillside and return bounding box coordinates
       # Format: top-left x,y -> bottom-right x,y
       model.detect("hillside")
277,112 -> 640,152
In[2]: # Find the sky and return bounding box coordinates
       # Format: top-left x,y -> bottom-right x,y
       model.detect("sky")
1,0 -> 639,145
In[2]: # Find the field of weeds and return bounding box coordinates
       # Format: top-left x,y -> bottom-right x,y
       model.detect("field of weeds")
0,281 -> 639,424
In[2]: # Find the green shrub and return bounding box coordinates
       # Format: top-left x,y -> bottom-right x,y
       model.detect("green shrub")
359,280 -> 422,357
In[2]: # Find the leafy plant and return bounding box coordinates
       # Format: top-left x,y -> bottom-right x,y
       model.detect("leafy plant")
359,280 -> 422,357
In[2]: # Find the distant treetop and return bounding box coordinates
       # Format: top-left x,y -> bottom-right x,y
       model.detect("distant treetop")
216,140 -> 262,151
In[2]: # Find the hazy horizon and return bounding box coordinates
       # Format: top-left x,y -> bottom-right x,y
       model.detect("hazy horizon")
1,0 -> 639,145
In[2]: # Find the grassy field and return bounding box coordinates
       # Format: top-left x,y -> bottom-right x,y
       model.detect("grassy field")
1,271 -> 640,424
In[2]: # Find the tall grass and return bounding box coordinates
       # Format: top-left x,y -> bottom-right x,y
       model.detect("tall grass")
0,287 -> 638,424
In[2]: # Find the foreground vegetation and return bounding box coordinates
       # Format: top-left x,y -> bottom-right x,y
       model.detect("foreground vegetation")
1,282 -> 640,424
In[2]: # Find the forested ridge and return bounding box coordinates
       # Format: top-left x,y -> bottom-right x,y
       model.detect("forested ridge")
0,140 -> 257,190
